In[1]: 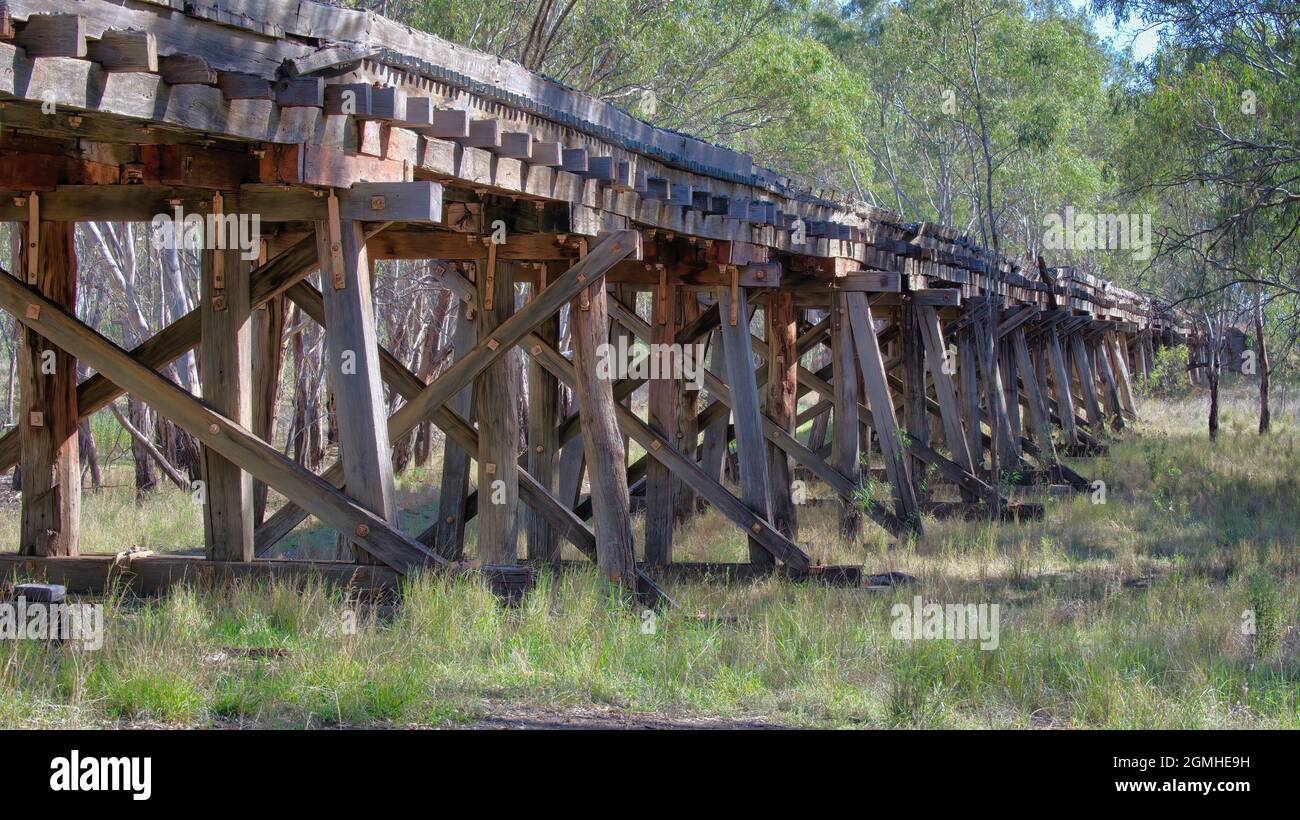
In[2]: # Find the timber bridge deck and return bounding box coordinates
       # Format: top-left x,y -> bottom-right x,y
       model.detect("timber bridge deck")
0,0 -> 1189,603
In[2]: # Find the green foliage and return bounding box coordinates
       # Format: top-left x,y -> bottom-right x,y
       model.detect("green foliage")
1146,344 -> 1193,398
1246,571 -> 1280,658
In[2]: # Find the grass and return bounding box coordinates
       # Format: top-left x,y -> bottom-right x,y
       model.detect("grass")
0,381 -> 1297,728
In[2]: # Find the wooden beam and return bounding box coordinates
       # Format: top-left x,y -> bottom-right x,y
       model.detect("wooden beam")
199,247 -> 254,561
1012,327 -> 1057,460
250,293 -> 286,526
525,278 -> 561,564
845,292 -> 920,534
569,273 -> 640,592
716,283 -> 775,564
901,300 -> 929,482
644,280 -> 676,565
316,218 -> 399,562
474,256 -> 520,564
16,221 -> 78,556
1093,334 -> 1125,430
14,14 -> 85,58
1069,332 -> 1104,432
1045,330 -> 1079,446
1106,330 -> 1137,418
918,305 -> 976,500
830,289 -> 861,537
87,29 -> 157,72
699,327 -> 728,483
432,299 -> 476,559
765,291 -> 798,540
959,326 -> 983,469
673,291 -> 701,523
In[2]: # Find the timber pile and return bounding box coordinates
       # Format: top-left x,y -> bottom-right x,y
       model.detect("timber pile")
0,0 -> 1190,604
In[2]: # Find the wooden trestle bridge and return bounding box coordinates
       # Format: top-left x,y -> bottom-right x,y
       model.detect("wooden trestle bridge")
0,0 -> 1190,605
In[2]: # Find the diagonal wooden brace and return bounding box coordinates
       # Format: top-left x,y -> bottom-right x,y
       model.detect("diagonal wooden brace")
256,278 -> 670,607
523,333 -> 811,569
0,232 -> 328,474
0,267 -> 443,575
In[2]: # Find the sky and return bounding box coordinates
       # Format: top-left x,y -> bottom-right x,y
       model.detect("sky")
1070,0 -> 1162,61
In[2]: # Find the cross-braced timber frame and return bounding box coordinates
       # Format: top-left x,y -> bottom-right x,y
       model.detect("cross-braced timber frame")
0,0 -> 1190,604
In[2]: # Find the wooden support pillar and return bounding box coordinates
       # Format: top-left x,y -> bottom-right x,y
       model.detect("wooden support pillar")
830,289 -> 861,537
612,285 -> 637,455
959,326 -> 983,470
1107,330 -> 1137,417
1141,333 -> 1155,385
845,292 -> 921,535
1133,332 -> 1149,384
433,297 -> 476,559
674,291 -> 701,522
699,326 -> 728,482
973,309 -> 1015,470
316,218 -> 399,562
1000,336 -> 1022,451
1045,330 -> 1079,446
557,433 -> 586,508
1069,332 -> 1104,432
901,300 -> 929,484
473,255 -> 520,563
717,283 -> 773,564
1012,328 -> 1056,461
807,407 -> 830,452
918,306 -> 975,501
569,274 -> 638,591
251,293 -> 286,526
525,275 -> 561,564
200,246 -> 254,561
644,280 -> 676,565
17,221 -> 79,557
1093,334 -> 1125,430
765,290 -> 798,540
803,309 -> 831,454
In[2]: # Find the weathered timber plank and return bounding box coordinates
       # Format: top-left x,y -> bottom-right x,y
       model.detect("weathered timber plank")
569,274 -> 640,591
918,305 -> 976,500
199,247 -> 254,561
524,278 -> 560,564
845,292 -> 920,534
716,283 -> 775,564
830,289 -> 861,537
317,218 -> 399,562
431,301 -> 475,559
16,221 -> 78,556
474,256 -> 520,564
765,291 -> 798,540
644,281 -> 675,565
